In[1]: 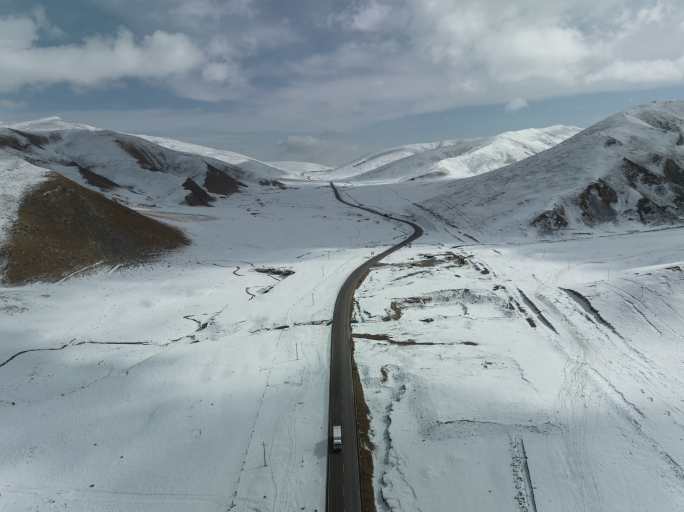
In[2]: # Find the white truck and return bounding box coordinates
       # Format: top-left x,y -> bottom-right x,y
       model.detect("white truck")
332,425 -> 343,451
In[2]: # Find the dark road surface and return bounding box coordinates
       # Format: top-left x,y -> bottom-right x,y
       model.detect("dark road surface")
326,183 -> 423,512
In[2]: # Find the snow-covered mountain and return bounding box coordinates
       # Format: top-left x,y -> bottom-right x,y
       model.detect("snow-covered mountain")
322,126 -> 579,184
420,101 -> 684,239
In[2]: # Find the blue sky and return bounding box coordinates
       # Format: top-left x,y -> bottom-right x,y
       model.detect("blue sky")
1,0 -> 684,164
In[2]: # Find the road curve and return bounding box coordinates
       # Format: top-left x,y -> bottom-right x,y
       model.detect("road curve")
326,183 -> 424,512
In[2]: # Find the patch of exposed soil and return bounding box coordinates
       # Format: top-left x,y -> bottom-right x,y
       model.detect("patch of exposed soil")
183,178 -> 215,207
382,251 -> 467,270
204,164 -> 245,195
78,166 -> 120,190
115,138 -> 164,171
1,173 -> 189,285
353,333 -> 451,346
417,252 -> 468,267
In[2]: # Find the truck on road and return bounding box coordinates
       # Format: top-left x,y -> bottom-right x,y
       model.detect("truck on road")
332,425 -> 343,451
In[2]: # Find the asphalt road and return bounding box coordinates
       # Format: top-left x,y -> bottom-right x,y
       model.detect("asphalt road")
326,183 -> 424,512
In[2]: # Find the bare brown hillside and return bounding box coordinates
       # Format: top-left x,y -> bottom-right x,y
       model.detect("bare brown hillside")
1,173 -> 189,285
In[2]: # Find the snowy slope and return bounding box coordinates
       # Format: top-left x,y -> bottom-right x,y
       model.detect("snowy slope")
322,126 -> 578,184
139,134 -> 286,180
421,102 -> 684,239
351,230 -> 684,512
2,117 -> 286,180
0,156 -> 49,246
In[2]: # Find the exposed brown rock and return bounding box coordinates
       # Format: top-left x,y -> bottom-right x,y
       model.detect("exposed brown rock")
204,164 -> 244,195
637,197 -> 677,224
578,180 -> 618,224
78,166 -> 120,190
622,159 -> 664,187
183,178 -> 215,206
531,206 -> 569,233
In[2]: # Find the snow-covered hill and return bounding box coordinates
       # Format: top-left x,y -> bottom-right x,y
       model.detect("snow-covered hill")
138,134 -> 286,181
2,117 -> 287,181
420,101 -> 684,239
0,123 -> 287,211
322,126 -> 578,184
1,116 -> 99,132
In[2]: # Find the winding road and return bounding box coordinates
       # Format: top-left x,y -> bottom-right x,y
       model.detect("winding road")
326,183 -> 424,512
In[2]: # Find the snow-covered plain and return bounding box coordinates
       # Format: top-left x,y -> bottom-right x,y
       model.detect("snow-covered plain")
0,180 -> 411,511
350,226 -> 684,511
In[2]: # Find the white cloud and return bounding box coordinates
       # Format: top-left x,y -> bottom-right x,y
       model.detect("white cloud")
586,59 -> 684,84
505,98 -> 529,112
0,12 -> 207,92
6,0 -> 684,131
276,0 -> 684,129
348,1 -> 392,32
